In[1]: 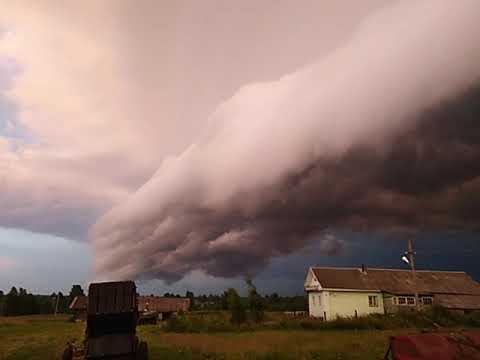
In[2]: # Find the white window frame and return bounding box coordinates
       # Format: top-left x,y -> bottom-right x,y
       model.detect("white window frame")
397,296 -> 407,305
421,296 -> 433,305
312,294 -> 316,306
368,295 -> 379,307
395,296 -> 416,306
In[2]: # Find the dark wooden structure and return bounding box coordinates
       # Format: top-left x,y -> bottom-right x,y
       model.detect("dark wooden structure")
83,281 -> 148,360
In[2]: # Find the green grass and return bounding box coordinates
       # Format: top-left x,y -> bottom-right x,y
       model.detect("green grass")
137,326 -> 404,360
0,315 -> 405,360
0,315 -> 84,360
1,311 -> 478,359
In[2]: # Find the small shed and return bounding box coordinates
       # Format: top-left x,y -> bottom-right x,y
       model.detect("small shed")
138,296 -> 190,320
69,295 -> 88,320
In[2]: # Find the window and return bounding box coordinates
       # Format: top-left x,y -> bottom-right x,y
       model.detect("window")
368,295 -> 378,307
318,295 -> 321,306
395,296 -> 416,306
422,297 -> 433,305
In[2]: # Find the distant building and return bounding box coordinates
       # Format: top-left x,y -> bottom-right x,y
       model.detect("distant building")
69,295 -> 87,320
138,296 -> 190,320
69,294 -> 190,322
304,266 -> 480,320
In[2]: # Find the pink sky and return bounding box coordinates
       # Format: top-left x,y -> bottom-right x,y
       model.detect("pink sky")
0,256 -> 15,271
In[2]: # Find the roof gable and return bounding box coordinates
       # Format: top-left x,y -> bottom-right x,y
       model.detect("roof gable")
304,267 -> 322,289
311,267 -> 480,295
69,295 -> 87,310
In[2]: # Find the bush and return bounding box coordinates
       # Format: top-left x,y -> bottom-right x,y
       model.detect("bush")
165,314 -> 191,333
165,312 -> 246,333
246,278 -> 265,323
465,311 -> 480,327
279,307 -> 479,332
227,288 -> 246,325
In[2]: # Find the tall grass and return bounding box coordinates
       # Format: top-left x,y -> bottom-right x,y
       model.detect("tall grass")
165,307 -> 480,333
274,306 -> 480,331
165,311 -> 254,333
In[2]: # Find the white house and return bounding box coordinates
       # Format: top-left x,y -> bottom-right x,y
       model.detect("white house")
305,266 -> 480,320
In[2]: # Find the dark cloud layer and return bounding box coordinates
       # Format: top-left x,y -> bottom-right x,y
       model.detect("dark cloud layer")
93,85 -> 480,283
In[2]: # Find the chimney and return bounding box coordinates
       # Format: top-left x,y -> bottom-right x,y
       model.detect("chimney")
361,264 -> 367,273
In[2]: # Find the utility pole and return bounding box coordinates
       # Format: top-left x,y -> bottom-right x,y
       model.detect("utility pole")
406,239 -> 420,310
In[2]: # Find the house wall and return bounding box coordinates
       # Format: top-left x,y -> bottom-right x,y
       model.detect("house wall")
329,291 -> 384,319
308,291 -> 329,319
309,290 -> 384,320
383,293 -> 398,314
383,294 -> 434,313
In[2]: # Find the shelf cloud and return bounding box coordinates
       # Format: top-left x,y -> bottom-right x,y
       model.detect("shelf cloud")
92,1 -> 480,282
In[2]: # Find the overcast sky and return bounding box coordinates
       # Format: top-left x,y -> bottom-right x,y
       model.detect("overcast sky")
1,1 -> 479,295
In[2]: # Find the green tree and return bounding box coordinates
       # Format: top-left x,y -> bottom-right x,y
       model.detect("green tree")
39,293 -> 67,315
245,277 -> 264,323
0,290 -> 4,315
25,294 -> 39,315
220,291 -> 229,310
17,288 -> 28,315
68,285 -> 85,310
56,292 -> 69,313
227,288 -> 246,325
5,287 -> 19,316
185,290 -> 194,309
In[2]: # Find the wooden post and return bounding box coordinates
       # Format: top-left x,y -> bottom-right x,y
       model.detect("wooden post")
54,293 -> 60,316
407,239 -> 420,310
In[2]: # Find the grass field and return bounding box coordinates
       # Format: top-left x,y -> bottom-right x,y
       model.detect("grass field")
0,315 -> 419,360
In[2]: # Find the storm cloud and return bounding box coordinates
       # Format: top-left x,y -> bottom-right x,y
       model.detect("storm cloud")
93,1 -> 480,282
0,0 -> 383,239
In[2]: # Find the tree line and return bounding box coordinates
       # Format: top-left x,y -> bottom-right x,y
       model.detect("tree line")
0,279 -> 306,317
185,277 -> 307,317
161,284 -> 307,313
0,285 -> 85,316
188,291 -> 307,312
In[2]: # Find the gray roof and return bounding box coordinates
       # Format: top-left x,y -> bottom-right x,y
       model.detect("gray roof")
435,294 -> 480,310
311,267 -> 480,295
